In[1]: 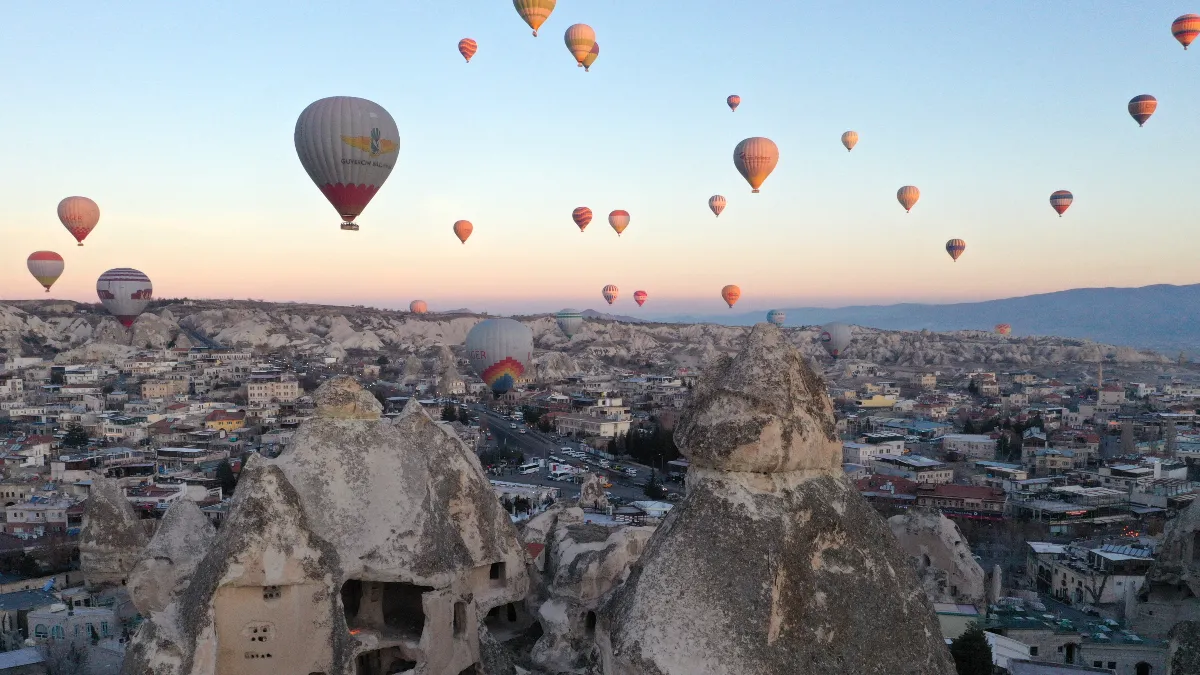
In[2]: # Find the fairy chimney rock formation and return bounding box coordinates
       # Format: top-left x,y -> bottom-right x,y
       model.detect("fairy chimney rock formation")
80,477 -> 150,588
888,508 -> 987,609
579,473 -> 610,510
598,323 -> 956,675
128,499 -> 216,619
121,376 -> 530,675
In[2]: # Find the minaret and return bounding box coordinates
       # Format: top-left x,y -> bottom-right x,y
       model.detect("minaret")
1098,362 -> 1104,389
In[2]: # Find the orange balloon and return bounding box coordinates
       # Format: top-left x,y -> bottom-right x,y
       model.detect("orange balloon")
721,284 -> 741,308
458,38 -> 478,63
453,220 -> 473,244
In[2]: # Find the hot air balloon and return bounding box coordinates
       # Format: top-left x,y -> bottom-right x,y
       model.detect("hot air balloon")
1128,95 -> 1157,127
96,268 -> 152,328
513,0 -> 556,36
994,323 -> 1012,335
572,207 -> 592,233
1173,14 -> 1200,49
1049,190 -> 1073,217
410,300 -> 428,314
583,43 -> 599,71
294,96 -> 399,231
819,322 -> 851,359
841,131 -> 859,152
564,24 -> 596,67
609,210 -> 630,236
897,186 -> 920,213
633,290 -> 648,307
733,137 -> 779,193
945,238 -> 966,262
721,285 -> 741,308
459,38 -> 478,62
27,252 -> 64,292
602,285 -> 619,305
727,95 -> 740,112
453,220 -> 473,244
556,309 -> 583,338
57,196 -> 100,246
708,195 -> 727,217
466,318 -> 534,396
766,309 -> 785,327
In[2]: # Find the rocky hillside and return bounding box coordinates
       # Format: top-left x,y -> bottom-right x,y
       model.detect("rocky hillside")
0,299 -> 1173,376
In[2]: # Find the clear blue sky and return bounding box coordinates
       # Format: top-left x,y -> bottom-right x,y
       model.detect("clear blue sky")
1,1 -> 1197,315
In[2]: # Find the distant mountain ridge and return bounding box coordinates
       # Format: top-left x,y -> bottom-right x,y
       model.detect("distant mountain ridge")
653,284 -> 1200,355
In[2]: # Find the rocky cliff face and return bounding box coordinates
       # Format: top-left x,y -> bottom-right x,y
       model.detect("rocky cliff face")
597,324 -> 956,675
80,478 -> 151,588
888,508 -> 987,609
0,299 -> 1170,373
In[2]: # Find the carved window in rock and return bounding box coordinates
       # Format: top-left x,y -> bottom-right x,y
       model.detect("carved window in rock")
243,651 -> 274,660
241,622 -> 275,644
489,562 -> 506,585
262,586 -> 281,601
453,602 -> 467,637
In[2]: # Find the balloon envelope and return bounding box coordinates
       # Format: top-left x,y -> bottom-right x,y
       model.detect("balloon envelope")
410,300 -> 428,314
466,318 -> 534,396
97,268 -> 153,328
1128,95 -> 1157,127
453,220 -> 473,244
727,95 -> 740,112
766,309 -> 785,327
27,251 -> 64,292
721,284 -> 741,308
841,131 -> 859,152
513,0 -> 556,36
708,195 -> 726,217
58,196 -> 100,246
583,43 -> 599,71
564,24 -> 596,66
945,238 -> 966,262
556,309 -> 583,337
1173,14 -> 1200,49
633,291 -> 647,307
459,38 -> 478,62
733,138 -> 779,193
819,322 -> 852,358
995,323 -> 1012,335
572,207 -> 592,232
1049,190 -> 1073,216
897,186 -> 920,212
609,210 -> 630,236
294,96 -> 399,230
602,285 -> 619,305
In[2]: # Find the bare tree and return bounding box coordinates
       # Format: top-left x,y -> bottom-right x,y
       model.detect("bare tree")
37,640 -> 90,675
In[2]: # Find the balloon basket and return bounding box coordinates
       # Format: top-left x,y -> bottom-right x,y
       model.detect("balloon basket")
341,222 -> 359,231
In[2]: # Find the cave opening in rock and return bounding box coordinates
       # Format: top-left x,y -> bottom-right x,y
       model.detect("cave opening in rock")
1193,531 -> 1200,562
354,647 -> 417,675
341,580 -> 432,641
585,611 -> 597,635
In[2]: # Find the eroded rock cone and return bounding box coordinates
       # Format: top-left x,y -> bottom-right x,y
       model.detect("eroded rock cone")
598,324 -> 956,675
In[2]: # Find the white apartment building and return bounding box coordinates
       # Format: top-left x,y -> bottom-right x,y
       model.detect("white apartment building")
0,374 -> 24,396
247,371 -> 301,406
554,414 -> 631,439
942,434 -> 998,459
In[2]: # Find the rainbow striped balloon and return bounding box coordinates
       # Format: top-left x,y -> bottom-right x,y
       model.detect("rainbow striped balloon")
466,318 -> 533,396
1172,14 -> 1200,50
1049,190 -> 1073,217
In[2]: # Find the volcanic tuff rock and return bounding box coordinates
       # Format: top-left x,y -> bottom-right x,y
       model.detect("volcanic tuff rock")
121,376 -> 530,675
598,324 -> 956,675
80,477 -> 151,588
128,500 -> 216,623
888,508 -> 987,609
578,473 -> 610,510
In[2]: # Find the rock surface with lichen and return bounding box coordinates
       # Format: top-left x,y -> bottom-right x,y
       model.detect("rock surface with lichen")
578,473 -> 610,511
888,508 -> 987,609
80,477 -> 151,588
596,324 -> 956,675
120,376 -> 530,675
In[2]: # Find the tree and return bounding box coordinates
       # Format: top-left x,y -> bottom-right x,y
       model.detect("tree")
38,639 -> 90,675
948,623 -> 994,675
376,355 -> 389,366
441,404 -> 458,422
643,469 -> 667,499
62,424 -> 89,450
458,406 -> 472,424
537,416 -> 553,433
216,460 -> 238,496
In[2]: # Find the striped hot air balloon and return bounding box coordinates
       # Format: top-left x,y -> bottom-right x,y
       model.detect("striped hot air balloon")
897,186 -> 920,213
27,252 -> 64,292
733,137 -> 779,193
602,285 -> 619,305
513,0 -> 556,37
458,38 -> 478,62
96,268 -> 152,328
633,290 -> 648,307
995,323 -> 1012,335
708,195 -> 727,217
766,309 -> 785,327
609,210 -> 630,236
1128,95 -> 1157,127
583,43 -> 599,71
556,309 -> 583,337
572,207 -> 592,233
410,300 -> 428,314
1173,14 -> 1200,49
453,220 -> 473,244
294,96 -> 399,231
841,131 -> 859,152
58,196 -> 100,246
564,24 -> 596,67
1049,190 -> 1073,217
466,318 -> 533,396
945,238 -> 966,262
727,95 -> 740,112
721,284 -> 741,308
